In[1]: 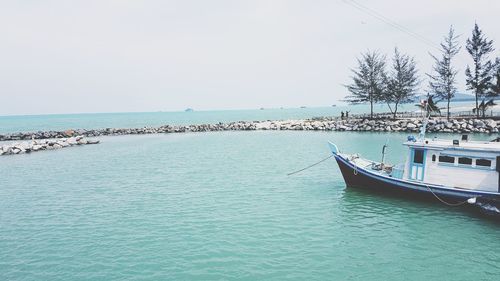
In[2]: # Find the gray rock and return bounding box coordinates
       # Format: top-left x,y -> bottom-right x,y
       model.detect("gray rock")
56,141 -> 69,147
474,120 -> 485,128
485,119 -> 497,128
67,137 -> 78,145
32,145 -> 43,151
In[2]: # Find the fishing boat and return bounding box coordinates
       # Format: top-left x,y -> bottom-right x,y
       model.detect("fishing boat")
329,120 -> 500,215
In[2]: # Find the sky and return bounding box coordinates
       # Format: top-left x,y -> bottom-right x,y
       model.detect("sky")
1,0 -> 499,116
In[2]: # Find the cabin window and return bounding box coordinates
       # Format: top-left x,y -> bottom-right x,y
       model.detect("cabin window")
413,149 -> 424,164
438,155 -> 454,164
476,159 -> 491,167
432,155 -> 436,162
458,157 -> 472,165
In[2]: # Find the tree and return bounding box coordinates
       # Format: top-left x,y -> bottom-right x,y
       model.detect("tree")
416,95 -> 441,116
490,58 -> 500,96
465,23 -> 495,118
473,58 -> 500,118
345,51 -> 386,119
427,26 -> 461,120
473,99 -> 497,117
383,48 -> 420,118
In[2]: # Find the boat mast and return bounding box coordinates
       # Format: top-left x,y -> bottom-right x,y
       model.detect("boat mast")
381,143 -> 388,165
418,95 -> 431,142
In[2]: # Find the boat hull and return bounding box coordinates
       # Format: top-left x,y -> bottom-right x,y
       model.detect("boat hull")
334,154 -> 500,209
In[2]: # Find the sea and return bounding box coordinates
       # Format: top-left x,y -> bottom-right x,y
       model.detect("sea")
1,104 -> 499,280
0,101 -> 491,134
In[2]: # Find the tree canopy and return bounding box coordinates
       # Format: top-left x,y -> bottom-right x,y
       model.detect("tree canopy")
345,51 -> 386,118
427,26 -> 460,120
465,23 -> 495,117
384,48 -> 420,118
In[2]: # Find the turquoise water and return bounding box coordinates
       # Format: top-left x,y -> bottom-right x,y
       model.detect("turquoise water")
0,101 -> 482,134
0,105 -> 373,134
0,101 -> 485,134
1,131 -> 499,280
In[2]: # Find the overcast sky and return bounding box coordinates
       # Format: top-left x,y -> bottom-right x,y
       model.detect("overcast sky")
1,0 -> 499,115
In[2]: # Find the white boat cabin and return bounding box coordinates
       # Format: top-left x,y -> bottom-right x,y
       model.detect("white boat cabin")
402,136 -> 500,193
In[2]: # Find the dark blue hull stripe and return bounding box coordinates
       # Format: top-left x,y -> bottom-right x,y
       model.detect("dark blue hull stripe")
335,155 -> 500,202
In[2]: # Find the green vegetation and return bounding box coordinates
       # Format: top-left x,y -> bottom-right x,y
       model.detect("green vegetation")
344,51 -> 386,119
416,95 -> 441,116
465,23 -> 496,118
345,23 -> 500,119
427,26 -> 460,120
384,48 -> 420,118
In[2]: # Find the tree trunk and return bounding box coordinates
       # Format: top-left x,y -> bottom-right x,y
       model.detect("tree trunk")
447,98 -> 451,121
393,103 -> 399,119
370,101 -> 373,119
475,89 -> 479,118
386,102 -> 394,117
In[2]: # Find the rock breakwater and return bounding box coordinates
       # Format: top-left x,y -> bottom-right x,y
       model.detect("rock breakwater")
0,136 -> 99,156
0,118 -> 498,142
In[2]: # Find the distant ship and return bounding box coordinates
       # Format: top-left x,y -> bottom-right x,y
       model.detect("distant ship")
184,108 -> 194,112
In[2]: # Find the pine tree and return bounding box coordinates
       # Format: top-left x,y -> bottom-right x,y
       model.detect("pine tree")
427,26 -> 460,120
345,51 -> 386,119
384,48 -> 420,118
465,23 -> 495,118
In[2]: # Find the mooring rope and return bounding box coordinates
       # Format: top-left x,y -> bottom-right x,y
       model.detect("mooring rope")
424,184 -> 469,207
287,154 -> 471,207
287,155 -> 334,176
347,154 -> 360,175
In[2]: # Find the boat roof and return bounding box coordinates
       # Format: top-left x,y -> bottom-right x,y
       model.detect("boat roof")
404,138 -> 500,153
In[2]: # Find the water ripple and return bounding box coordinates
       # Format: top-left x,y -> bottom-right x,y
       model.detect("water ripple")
1,132 -> 499,281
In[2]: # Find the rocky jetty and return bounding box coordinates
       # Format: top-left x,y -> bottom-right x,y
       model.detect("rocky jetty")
0,136 -> 99,156
0,118 -> 498,143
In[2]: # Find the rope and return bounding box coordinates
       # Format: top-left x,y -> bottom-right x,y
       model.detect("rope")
287,153 -> 470,207
287,155 -> 334,176
424,184 -> 470,207
347,154 -> 359,175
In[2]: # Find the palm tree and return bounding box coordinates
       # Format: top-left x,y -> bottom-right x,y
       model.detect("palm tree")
472,99 -> 497,118
416,95 -> 441,116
